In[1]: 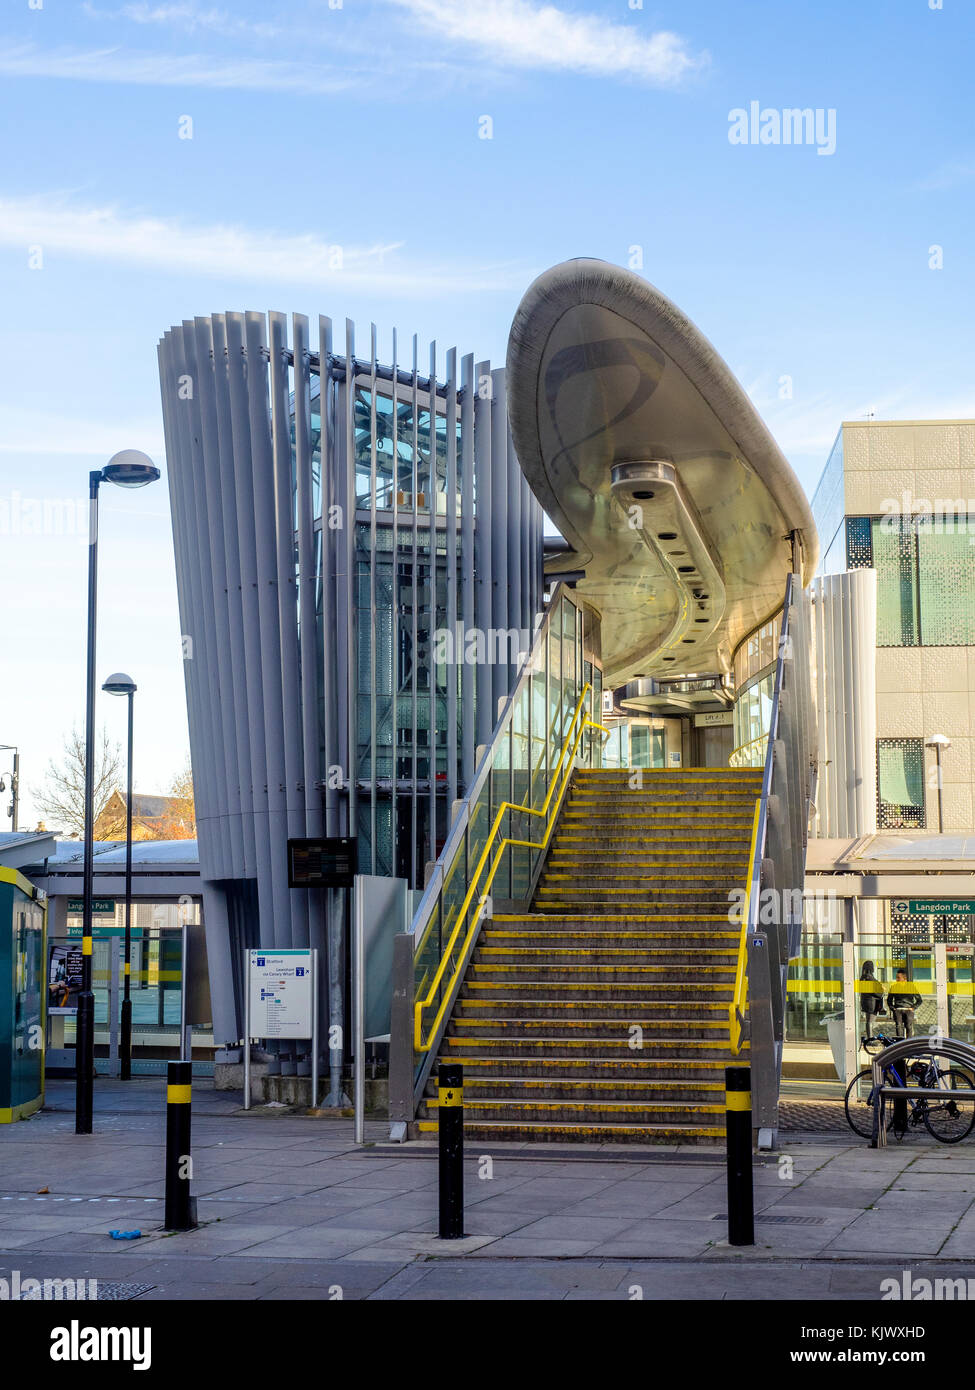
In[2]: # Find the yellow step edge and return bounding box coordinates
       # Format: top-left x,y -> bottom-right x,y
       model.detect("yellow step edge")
446,1080 -> 726,1091
444,1038 -> 741,1050
443,1057 -> 737,1068
416,1122 -> 727,1137
492,914 -> 731,922
425,1100 -> 726,1114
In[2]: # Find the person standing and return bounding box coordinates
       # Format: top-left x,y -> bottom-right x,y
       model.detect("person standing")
888,969 -> 922,1039
859,960 -> 885,1040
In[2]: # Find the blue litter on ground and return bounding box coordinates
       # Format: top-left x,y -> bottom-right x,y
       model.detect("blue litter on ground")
109,1229 -> 142,1240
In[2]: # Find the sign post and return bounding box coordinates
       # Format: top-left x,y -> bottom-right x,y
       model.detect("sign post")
354,876 -> 364,1144
243,948 -> 317,1112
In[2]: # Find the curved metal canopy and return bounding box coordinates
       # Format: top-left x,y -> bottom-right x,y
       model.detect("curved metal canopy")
506,259 -> 818,689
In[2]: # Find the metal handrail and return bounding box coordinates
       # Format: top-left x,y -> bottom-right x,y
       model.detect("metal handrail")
413,683 -> 606,1050
730,799 -> 762,1054
409,584 -> 571,963
726,572 -> 797,1053
729,734 -> 767,768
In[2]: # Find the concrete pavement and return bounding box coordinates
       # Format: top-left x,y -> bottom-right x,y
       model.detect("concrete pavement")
2,1079 -> 975,1300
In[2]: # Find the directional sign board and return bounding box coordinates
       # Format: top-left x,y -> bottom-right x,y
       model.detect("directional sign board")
247,949 -> 313,1039
893,900 -> 975,917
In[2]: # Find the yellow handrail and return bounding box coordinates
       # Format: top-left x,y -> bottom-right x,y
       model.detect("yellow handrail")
414,684 -> 607,1051
729,798 -> 762,1055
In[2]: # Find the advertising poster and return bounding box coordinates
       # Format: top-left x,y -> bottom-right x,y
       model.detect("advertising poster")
48,942 -> 84,1015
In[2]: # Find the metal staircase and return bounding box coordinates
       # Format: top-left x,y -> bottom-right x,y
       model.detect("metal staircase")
389,576 -> 815,1148
414,768 -> 759,1142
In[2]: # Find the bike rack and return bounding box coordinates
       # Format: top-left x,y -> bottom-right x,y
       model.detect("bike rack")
869,1036 -> 975,1149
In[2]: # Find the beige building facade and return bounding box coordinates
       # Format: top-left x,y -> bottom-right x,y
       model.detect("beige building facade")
813,418 -> 975,836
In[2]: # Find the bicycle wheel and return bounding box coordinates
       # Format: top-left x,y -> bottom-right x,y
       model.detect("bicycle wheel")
845,1068 -> 890,1139
923,1069 -> 975,1143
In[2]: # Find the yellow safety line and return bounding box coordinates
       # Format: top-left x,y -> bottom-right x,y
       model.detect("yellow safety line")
414,684 -> 608,1051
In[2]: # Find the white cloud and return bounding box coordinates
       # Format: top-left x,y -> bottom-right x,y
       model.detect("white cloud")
82,1 -> 282,41
388,0 -> 707,86
0,402 -> 165,458
0,192 -> 527,296
916,160 -> 975,193
0,40 -> 358,96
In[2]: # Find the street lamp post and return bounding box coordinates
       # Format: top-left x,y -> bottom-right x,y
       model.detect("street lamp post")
76,451 -> 160,1136
925,734 -> 951,835
0,746 -> 18,830
103,674 -> 137,1081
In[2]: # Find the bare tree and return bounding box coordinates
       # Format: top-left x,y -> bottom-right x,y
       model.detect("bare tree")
32,728 -> 125,839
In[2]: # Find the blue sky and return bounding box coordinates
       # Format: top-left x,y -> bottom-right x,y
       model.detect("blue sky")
1,0 -> 972,827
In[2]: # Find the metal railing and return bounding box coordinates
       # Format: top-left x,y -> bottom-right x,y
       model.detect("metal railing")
730,801 -> 762,1055
413,683 -> 605,1050
389,584 -> 604,1125
869,1036 -> 975,1148
728,573 -> 817,1132
729,734 -> 767,769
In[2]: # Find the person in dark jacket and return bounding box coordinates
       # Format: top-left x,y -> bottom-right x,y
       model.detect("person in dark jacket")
859,960 -> 884,1039
888,969 -> 922,1039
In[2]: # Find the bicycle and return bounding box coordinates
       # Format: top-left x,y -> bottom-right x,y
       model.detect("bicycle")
844,1030 -> 975,1143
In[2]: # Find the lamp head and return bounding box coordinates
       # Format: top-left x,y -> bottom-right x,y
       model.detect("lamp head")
102,450 -> 160,489
102,672 -> 137,697
925,734 -> 951,749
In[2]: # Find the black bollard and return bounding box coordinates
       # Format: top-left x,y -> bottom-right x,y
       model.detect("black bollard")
120,996 -> 133,1083
726,1065 -> 754,1247
438,1062 -> 464,1239
74,989 -> 95,1135
164,1061 -> 196,1231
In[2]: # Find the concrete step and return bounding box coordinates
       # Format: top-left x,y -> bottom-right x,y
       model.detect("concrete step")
573,771 -> 760,782
462,982 -> 733,1002
443,1055 -> 740,1080
473,946 -> 737,965
462,986 -> 729,1011
448,1016 -> 733,1039
454,1007 -> 730,1036
560,810 -> 755,823
492,913 -> 736,926
482,931 -> 739,950
552,829 -> 752,844
507,913 -> 737,926
561,800 -> 762,811
420,1096 -> 726,1125
416,1118 -> 726,1144
464,967 -> 728,989
548,850 -> 745,861
538,875 -> 742,892
442,1034 -> 741,1057
482,928 -> 739,945
531,906 -> 739,917
424,1076 -> 725,1102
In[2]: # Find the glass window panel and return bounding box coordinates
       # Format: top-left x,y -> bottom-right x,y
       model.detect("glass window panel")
917,517 -> 975,645
871,517 -> 919,647
846,515 -> 873,568
877,737 -> 926,829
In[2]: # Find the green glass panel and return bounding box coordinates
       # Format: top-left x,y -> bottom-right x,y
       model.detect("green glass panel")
917,519 -> 975,645
871,517 -> 919,647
